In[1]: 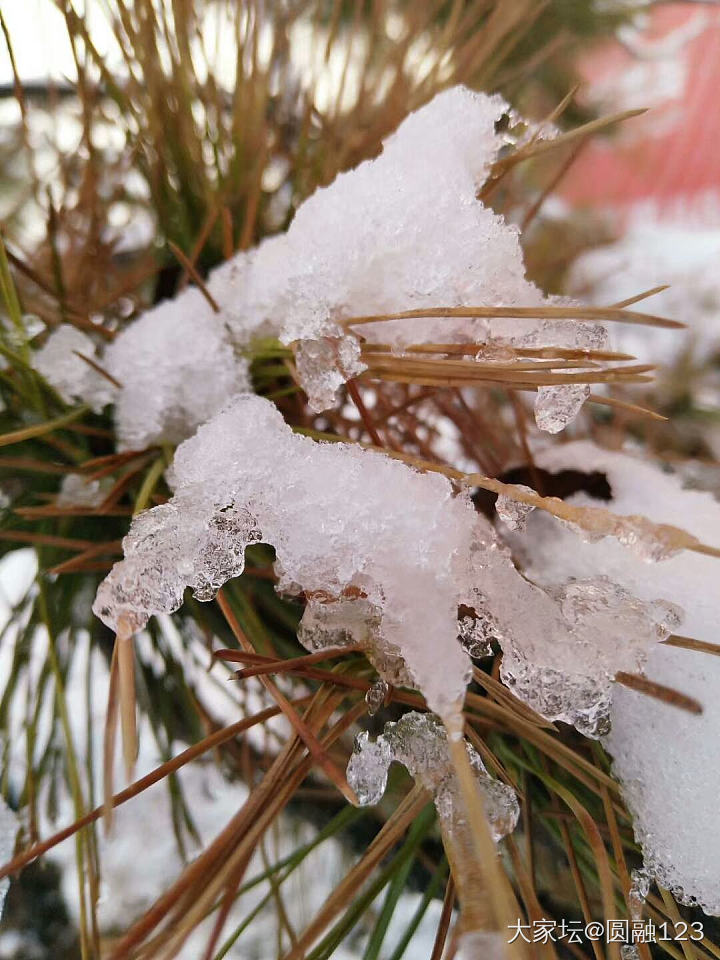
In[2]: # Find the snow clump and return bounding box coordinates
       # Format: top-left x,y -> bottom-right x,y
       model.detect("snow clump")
38,87 -> 610,445
514,440 -> 720,914
93,395 -> 678,738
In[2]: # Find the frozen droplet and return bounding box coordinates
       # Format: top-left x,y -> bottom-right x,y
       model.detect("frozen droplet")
294,337 -> 365,413
534,384 -> 590,433
561,511 -> 685,562
347,712 -> 519,841
614,516 -> 683,563
495,485 -> 535,531
629,866 -> 651,921
346,731 -> 391,806
365,679 -> 389,715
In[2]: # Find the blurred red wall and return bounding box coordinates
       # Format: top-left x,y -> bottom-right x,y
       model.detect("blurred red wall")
561,3 -> 720,217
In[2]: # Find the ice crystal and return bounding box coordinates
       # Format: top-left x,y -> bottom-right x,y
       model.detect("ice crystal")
516,440 -> 720,913
629,866 -> 651,921
495,484 -> 536,531
365,680 -> 389,716
33,324 -> 115,413
534,384 -> 590,434
346,712 -> 519,841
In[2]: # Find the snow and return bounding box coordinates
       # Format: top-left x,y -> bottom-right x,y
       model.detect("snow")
0,797 -> 19,920
94,393 -> 477,722
570,219 -> 720,368
104,289 -> 249,450
32,293 -> 248,453
56,473 -> 106,508
93,393 -> 679,740
206,86 -> 606,425
34,87 -> 611,441
514,440 -> 720,914
33,325 -> 115,413
208,86 -> 518,348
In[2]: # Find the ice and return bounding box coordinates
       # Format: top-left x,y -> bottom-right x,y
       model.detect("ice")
94,394 -> 478,720
104,290 -> 248,450
495,484 -> 535,531
346,732 -> 391,806
458,607 -> 499,659
463,500 -> 681,735
0,796 -> 19,918
549,489 -> 700,562
629,866 -> 651,921
468,550 -> 680,737
298,594 -> 414,691
535,384 -> 590,434
33,324 -> 116,413
57,473 -> 106,509
365,679 -> 389,716
346,712 -> 519,841
293,337 -> 365,414
514,440 -> 720,913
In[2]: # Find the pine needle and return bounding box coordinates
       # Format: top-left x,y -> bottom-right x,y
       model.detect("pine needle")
614,672 -> 703,715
